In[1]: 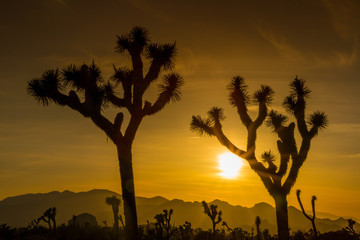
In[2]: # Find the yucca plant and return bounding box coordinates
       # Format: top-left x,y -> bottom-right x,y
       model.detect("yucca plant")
191,76 -> 327,240
201,201 -> 222,235
106,195 -> 121,238
27,26 -> 183,240
296,190 -> 319,238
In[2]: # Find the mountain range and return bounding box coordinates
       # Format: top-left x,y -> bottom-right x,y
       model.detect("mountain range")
0,189 -> 359,234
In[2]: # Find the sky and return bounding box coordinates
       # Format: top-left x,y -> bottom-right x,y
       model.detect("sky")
1,0 -> 360,218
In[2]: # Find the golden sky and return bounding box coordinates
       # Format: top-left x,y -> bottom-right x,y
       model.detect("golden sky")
1,0 -> 360,218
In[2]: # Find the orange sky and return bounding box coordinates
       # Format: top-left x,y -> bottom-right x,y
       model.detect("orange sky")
1,0 -> 360,218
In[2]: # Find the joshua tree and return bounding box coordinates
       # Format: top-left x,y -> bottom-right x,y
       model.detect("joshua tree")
222,221 -> 232,232
40,207 -> 56,231
179,221 -> 193,240
296,189 -> 318,238
191,76 -> 327,240
344,219 -> 358,237
255,216 -> 262,240
106,195 -> 121,238
201,201 -> 222,235
27,26 -> 183,240
154,209 -> 174,240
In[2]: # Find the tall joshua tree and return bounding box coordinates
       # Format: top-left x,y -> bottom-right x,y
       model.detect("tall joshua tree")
27,27 -> 183,240
106,195 -> 121,238
191,76 -> 327,240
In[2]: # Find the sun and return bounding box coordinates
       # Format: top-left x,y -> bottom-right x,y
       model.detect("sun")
218,152 -> 244,179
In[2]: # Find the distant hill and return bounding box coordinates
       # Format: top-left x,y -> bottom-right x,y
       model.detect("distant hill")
0,189 -> 359,234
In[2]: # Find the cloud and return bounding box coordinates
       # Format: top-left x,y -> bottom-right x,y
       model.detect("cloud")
327,123 -> 360,133
346,153 -> 360,159
257,28 -> 304,62
321,0 -> 360,40
126,0 -> 168,22
335,37 -> 359,66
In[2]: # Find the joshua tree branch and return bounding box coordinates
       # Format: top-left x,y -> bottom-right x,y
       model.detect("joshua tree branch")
211,122 -> 246,157
294,97 -> 309,138
236,104 -> 252,128
254,102 -> 268,129
124,114 -> 143,143
296,190 -> 313,221
90,113 -> 119,143
143,94 -> 170,116
144,61 -> 161,87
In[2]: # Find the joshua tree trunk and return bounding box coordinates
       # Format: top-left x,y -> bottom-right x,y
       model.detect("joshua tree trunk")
212,222 -> 216,235
274,194 -> 289,240
117,143 -> 138,240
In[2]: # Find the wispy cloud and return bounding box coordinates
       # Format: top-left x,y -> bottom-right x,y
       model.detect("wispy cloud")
327,123 -> 360,133
126,0 -> 168,22
257,28 -> 304,62
335,37 -> 359,66
346,153 -> 360,159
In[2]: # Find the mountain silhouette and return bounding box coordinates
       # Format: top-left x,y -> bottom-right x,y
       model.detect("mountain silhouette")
0,189 -> 358,234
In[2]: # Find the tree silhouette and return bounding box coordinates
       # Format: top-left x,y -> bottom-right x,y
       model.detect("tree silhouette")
154,209 -> 174,240
296,189 -> 318,238
255,216 -> 262,240
40,207 -> 56,231
106,195 -> 121,238
201,201 -> 222,235
27,26 -> 183,240
191,76 -> 327,240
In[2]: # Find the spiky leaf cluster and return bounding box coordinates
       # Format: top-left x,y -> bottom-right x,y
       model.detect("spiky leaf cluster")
289,76 -> 311,98
112,66 -> 132,85
228,76 -> 250,108
308,111 -> 328,129
190,116 -> 214,136
146,43 -> 177,70
208,107 -> 225,124
283,76 -> 311,114
253,85 -> 274,104
266,110 -> 288,130
158,73 -> 184,102
261,150 -> 276,164
115,26 -> 150,54
27,69 -> 63,106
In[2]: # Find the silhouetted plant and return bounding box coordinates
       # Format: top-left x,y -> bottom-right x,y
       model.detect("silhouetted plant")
36,207 -> 56,232
154,209 -> 174,240
28,218 -> 42,229
119,214 -> 125,229
27,26 -> 183,240
296,189 -> 318,238
40,207 -> 56,231
344,219 -> 359,237
222,221 -> 232,232
255,216 -> 263,240
201,201 -> 222,235
191,76 -> 327,240
179,221 -> 193,240
106,195 -> 121,239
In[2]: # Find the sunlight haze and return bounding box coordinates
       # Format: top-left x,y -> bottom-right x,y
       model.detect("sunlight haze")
0,0 -> 360,220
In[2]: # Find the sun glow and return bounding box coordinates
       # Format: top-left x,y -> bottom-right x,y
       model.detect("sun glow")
218,152 -> 243,179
